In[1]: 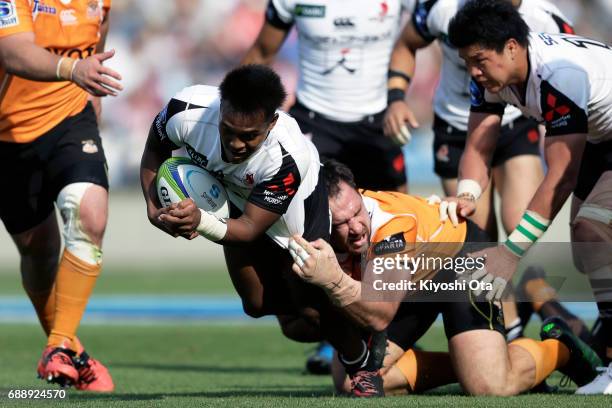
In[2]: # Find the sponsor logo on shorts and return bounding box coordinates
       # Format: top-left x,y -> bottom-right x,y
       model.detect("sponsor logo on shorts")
0,1 -> 19,28
294,4 -> 325,18
82,139 -> 98,154
436,144 -> 450,163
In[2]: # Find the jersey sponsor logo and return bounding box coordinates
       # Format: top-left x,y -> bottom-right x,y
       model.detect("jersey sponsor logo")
540,80 -> 588,135
60,8 -> 77,25
0,1 -> 19,28
86,0 -> 102,20
185,144 -> 209,169
538,33 -> 558,46
268,172 -> 297,197
333,17 -> 355,29
32,0 -> 57,18
46,45 -> 96,59
373,232 -> 406,256
244,172 -> 254,186
294,4 -> 325,18
322,48 -> 356,75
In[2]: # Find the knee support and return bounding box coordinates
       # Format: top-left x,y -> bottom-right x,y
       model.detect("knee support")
572,202 -> 612,302
57,182 -> 103,265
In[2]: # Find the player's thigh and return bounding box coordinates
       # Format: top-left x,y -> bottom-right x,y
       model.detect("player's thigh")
223,237 -> 295,316
348,114 -> 406,191
493,154 -> 543,232
0,139 -> 57,239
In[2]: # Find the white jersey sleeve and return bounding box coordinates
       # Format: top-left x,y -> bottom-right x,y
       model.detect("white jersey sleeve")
539,67 -> 589,136
266,0 -> 295,29
152,85 -> 220,149
411,0 -> 442,43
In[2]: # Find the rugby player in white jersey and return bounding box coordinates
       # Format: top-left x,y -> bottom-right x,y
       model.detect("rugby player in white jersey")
140,65 -> 386,397
384,0 -> 577,341
243,0 -> 415,193
443,0 -> 612,394
243,0 -> 415,373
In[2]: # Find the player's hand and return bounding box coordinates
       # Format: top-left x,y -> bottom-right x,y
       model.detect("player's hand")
426,195 -> 476,227
147,205 -> 179,237
71,49 -> 123,97
158,199 -> 201,239
383,100 -> 419,146
467,245 -> 520,301
288,235 -> 343,287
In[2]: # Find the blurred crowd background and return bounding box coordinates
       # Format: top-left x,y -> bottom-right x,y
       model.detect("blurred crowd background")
100,0 -> 612,188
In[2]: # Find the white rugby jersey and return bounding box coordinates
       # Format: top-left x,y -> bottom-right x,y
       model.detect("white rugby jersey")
267,0 -> 415,122
412,0 -> 573,130
471,33 -> 612,143
152,85 -> 321,248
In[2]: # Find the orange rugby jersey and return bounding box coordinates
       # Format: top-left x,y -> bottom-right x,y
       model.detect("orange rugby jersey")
0,0 -> 111,143
339,190 -> 468,280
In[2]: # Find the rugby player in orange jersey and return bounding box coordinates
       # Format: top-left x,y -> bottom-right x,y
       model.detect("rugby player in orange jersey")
288,160 -> 601,396
0,0 -> 122,391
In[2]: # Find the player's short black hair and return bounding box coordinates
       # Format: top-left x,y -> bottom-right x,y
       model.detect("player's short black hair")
322,158 -> 356,198
448,0 -> 529,53
219,64 -> 287,121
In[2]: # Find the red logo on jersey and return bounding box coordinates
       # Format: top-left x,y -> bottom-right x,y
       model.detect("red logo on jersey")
268,172 -> 297,196
244,172 -> 254,185
544,93 -> 570,122
379,1 -> 389,19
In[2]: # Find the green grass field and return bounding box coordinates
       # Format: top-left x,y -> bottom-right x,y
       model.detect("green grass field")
1,324 -> 610,408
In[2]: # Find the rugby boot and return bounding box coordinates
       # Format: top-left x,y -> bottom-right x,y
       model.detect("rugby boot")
540,316 -> 602,386
73,351 -> 114,392
305,341 -> 334,375
37,344 -> 79,387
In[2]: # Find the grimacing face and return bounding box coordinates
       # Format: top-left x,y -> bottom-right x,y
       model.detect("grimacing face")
458,40 -> 520,94
219,101 -> 277,164
329,181 -> 371,255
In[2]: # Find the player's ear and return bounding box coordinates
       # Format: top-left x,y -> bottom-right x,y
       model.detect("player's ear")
267,113 -> 279,131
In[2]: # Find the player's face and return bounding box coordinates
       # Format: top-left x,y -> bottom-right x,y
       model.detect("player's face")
329,182 -> 371,254
219,105 -> 278,164
459,42 -> 517,93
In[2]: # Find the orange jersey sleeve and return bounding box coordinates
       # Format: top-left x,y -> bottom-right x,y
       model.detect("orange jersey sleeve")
0,0 -> 33,37
0,0 -> 110,143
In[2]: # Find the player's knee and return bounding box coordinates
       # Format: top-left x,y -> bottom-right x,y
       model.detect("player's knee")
241,300 -> 265,318
571,205 -> 612,273
464,378 -> 511,396
57,183 -> 107,265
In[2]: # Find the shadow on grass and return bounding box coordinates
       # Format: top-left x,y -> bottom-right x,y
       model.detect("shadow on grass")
110,362 -> 300,375
68,387 -> 333,401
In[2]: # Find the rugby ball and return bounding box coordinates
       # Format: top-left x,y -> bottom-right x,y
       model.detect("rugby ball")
156,157 -> 230,219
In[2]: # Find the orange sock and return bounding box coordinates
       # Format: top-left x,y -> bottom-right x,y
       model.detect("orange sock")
24,285 -> 56,335
47,249 -> 100,351
509,338 -> 569,387
525,279 -> 558,312
394,349 -> 455,392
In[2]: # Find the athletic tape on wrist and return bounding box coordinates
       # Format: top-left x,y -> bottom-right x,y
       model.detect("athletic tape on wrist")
196,209 -> 227,242
387,88 -> 406,104
323,272 -> 362,307
56,57 -> 65,80
505,211 -> 550,257
457,179 -> 482,201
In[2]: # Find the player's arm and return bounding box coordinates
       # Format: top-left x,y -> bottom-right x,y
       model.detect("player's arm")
241,1 -> 293,65
289,236 -> 401,331
383,10 -> 432,144
140,123 -> 177,237
0,32 -> 122,96
90,7 -> 111,122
